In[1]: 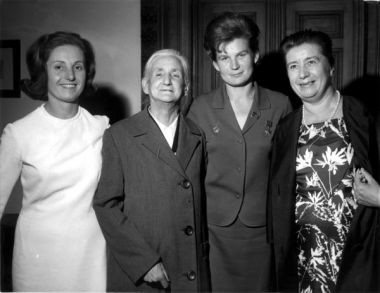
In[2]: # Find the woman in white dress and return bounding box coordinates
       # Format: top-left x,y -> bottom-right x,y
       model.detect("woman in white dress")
0,31 -> 108,291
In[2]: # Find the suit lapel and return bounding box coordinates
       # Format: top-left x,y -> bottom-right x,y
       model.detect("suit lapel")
344,96 -> 372,172
341,96 -> 372,244
212,86 -> 242,133
275,109 -> 302,244
243,84 -> 271,134
176,115 -> 201,171
276,109 -> 301,187
131,109 -> 186,177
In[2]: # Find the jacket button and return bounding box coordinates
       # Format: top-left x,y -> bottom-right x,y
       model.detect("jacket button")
235,193 -> 240,198
187,270 -> 196,281
182,180 -> 191,189
184,225 -> 193,236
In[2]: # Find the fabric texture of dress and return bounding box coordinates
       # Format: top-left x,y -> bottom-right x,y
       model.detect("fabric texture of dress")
295,118 -> 357,293
0,104 -> 108,291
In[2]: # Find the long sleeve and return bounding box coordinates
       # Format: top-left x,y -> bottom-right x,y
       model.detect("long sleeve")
93,129 -> 160,284
0,124 -> 22,219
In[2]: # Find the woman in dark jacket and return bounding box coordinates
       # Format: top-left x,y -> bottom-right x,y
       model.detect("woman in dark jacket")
268,29 -> 380,292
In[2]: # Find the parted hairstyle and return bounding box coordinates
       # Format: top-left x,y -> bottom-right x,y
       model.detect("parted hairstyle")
21,31 -> 96,100
204,12 -> 260,61
280,29 -> 335,68
143,49 -> 190,96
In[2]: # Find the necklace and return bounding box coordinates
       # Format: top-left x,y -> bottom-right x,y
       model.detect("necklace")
302,90 -> 341,128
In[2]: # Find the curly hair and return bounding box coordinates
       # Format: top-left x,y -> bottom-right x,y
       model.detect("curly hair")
21,31 -> 96,100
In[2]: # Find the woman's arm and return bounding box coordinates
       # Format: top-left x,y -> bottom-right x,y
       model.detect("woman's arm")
0,124 -> 22,219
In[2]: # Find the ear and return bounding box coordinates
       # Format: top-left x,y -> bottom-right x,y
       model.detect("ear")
142,78 -> 150,95
254,51 -> 260,64
183,85 -> 189,97
212,60 -> 220,72
330,66 -> 335,77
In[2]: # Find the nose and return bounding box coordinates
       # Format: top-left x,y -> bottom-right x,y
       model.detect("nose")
163,73 -> 172,85
299,65 -> 309,79
64,67 -> 75,81
230,57 -> 240,70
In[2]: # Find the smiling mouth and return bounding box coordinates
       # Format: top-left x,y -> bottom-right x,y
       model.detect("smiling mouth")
60,84 -> 77,88
298,81 -> 315,87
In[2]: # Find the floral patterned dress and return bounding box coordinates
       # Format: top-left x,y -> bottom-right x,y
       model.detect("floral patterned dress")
295,118 -> 358,293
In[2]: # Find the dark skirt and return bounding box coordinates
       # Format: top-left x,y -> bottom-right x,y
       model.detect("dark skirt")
208,218 -> 274,292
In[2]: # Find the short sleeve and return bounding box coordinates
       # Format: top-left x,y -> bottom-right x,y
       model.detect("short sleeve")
0,124 -> 22,218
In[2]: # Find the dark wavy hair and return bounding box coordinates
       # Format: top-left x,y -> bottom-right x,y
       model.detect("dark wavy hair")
280,29 -> 335,68
21,31 -> 96,100
204,12 -> 260,61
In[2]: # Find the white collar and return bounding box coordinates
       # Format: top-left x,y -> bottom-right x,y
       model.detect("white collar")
148,108 -> 179,149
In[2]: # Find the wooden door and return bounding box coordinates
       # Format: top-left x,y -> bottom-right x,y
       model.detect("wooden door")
141,0 -> 378,108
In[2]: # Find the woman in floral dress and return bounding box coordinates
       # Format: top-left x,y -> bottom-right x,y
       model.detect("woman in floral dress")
268,29 -> 380,292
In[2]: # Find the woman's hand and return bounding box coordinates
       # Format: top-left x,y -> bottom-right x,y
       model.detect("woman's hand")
353,168 -> 380,207
143,262 -> 170,289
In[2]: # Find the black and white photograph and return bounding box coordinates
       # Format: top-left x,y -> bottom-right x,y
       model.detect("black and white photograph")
0,0 -> 379,292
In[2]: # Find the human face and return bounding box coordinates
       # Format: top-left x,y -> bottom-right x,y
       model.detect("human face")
143,55 -> 185,106
285,43 -> 334,103
213,38 -> 258,88
46,45 -> 86,104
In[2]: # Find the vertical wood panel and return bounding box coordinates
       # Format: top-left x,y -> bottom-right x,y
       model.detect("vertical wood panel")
141,0 -> 377,105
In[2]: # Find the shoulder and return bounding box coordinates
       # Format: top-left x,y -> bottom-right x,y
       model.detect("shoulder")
80,106 -> 109,129
343,95 -> 368,115
107,111 -> 145,136
190,87 -> 220,110
276,107 -> 301,136
182,115 -> 202,136
11,106 -> 43,129
258,85 -> 290,107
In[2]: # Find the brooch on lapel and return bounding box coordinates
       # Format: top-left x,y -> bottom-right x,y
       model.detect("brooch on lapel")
264,120 -> 273,136
212,124 -> 220,134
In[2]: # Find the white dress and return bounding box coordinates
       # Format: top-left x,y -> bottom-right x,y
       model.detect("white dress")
0,105 -> 108,291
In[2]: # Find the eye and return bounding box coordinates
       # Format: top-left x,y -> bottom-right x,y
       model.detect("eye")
172,72 -> 182,79
307,59 -> 317,66
54,64 -> 63,71
74,64 -> 84,71
218,56 -> 228,62
288,64 -> 298,71
238,52 -> 247,57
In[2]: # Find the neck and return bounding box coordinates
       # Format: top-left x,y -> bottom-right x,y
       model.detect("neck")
149,103 -> 179,126
225,82 -> 255,102
302,88 -> 341,124
44,100 -> 79,119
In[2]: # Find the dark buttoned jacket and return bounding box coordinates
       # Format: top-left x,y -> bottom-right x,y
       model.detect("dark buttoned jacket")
268,95 -> 380,291
188,83 -> 292,226
93,109 -> 210,292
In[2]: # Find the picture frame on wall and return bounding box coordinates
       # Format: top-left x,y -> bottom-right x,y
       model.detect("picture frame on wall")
0,40 -> 20,98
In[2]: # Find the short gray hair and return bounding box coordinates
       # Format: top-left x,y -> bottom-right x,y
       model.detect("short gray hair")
143,49 -> 190,95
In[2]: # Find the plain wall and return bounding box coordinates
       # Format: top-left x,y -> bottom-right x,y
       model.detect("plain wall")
0,0 -> 141,214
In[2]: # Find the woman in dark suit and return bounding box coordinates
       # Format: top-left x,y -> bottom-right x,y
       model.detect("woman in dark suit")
268,29 -> 380,292
93,49 -> 210,292
188,12 -> 292,291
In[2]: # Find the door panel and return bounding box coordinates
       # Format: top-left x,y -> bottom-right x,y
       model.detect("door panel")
141,0 -> 377,108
